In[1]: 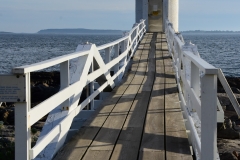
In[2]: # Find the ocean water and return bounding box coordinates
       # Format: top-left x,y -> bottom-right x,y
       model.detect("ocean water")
1,33 -> 240,77
0,34 -> 121,74
182,33 -> 240,77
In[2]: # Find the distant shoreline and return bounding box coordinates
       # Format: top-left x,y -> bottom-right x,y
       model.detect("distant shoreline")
181,30 -> 240,34
2,30 -> 240,35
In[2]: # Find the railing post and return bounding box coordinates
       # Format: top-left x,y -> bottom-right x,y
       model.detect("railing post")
113,44 -> 119,82
105,47 -> 111,63
90,63 -> 94,110
15,73 -> 31,160
201,74 -> 217,160
191,62 -> 200,99
60,60 -> 70,110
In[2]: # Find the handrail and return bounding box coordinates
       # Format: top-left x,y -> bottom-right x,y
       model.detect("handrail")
12,50 -> 89,74
165,19 -> 219,160
4,19 -> 146,160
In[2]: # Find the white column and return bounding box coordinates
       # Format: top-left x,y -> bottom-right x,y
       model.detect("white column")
142,0 -> 148,30
168,0 -> 179,32
163,0 -> 168,32
136,0 -> 143,23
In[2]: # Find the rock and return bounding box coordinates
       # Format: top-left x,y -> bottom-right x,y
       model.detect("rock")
218,93 -> 231,107
220,152 -> 238,160
32,121 -> 45,130
233,122 -> 240,131
31,80 -> 60,105
226,104 -> 236,111
233,151 -> 238,158
225,118 -> 233,129
231,87 -> 240,94
0,137 -> 15,159
218,128 -> 240,139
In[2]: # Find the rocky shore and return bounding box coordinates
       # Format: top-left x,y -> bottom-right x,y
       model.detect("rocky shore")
0,71 -> 60,159
217,78 -> 240,160
0,72 -> 240,159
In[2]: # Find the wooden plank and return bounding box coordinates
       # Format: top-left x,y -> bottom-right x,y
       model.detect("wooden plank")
110,91 -> 151,160
54,94 -> 121,160
108,34 -> 153,159
82,97 -> 135,159
110,34 -> 156,160
139,94 -> 165,160
163,48 -> 192,159
139,33 -> 165,160
122,91 -> 151,128
55,33 -> 192,160
112,85 -> 129,95
139,149 -> 165,160
81,34 -> 153,159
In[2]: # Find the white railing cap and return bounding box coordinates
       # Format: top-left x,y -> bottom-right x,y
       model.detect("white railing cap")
12,50 -> 89,74
184,51 -> 218,75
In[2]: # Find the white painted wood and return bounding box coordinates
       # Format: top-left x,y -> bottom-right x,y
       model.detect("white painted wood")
60,61 -> 70,110
165,19 -> 220,159
201,74 -> 217,160
52,44 -> 93,155
168,0 -> 179,32
177,78 -> 201,155
191,62 -> 200,98
15,73 -> 31,160
35,44 -> 93,159
106,50 -> 128,70
181,70 -> 201,118
93,46 -> 115,89
217,98 -> 224,123
15,103 -> 31,160
142,0 -> 148,30
30,125 -> 60,159
87,69 -> 103,85
10,20 -> 147,160
113,44 -> 120,83
163,0 -> 168,32
104,47 -> 111,63
184,51 -> 218,74
12,51 -> 89,74
29,81 -> 78,126
90,64 -> 94,110
97,37 -> 127,51
13,20 -> 145,75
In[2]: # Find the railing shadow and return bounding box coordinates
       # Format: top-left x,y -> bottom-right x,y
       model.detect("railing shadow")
53,32 -> 191,160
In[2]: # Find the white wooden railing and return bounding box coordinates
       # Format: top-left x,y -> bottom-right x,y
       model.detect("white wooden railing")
165,20 -> 220,160
3,20 -> 146,160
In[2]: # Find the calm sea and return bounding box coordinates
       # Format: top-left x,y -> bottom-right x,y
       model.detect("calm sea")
183,33 -> 240,77
0,34 -> 121,74
1,33 -> 240,77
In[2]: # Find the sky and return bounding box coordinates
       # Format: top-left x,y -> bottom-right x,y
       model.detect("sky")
0,0 -> 240,33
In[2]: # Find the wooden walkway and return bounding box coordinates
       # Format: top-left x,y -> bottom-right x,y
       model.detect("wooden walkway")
54,33 -> 192,160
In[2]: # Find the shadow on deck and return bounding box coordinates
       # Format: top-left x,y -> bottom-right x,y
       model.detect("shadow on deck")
54,33 -> 192,160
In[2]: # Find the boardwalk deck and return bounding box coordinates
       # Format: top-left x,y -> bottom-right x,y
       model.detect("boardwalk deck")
54,33 -> 192,160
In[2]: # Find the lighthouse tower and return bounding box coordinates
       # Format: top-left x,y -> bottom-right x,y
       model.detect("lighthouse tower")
136,0 -> 179,32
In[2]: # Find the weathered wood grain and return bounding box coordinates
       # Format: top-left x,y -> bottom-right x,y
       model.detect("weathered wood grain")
164,49 -> 192,159
54,33 -> 192,160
